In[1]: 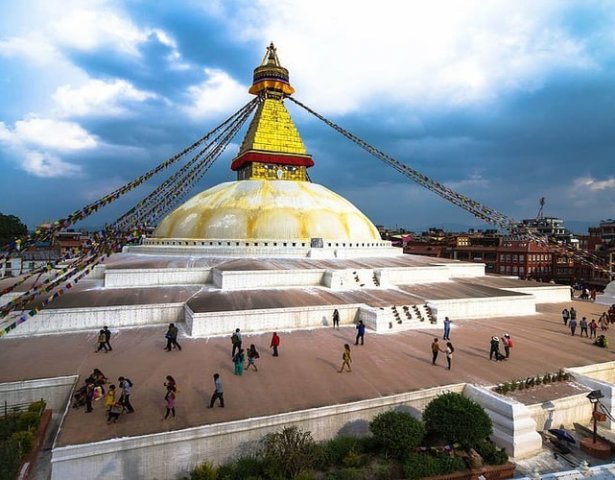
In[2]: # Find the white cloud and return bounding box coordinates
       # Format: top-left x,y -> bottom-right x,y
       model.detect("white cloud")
0,118 -> 97,177
183,68 -> 248,119
0,32 -> 62,66
226,0 -> 598,113
574,176 -> 615,191
3,118 -> 97,151
53,79 -> 157,117
21,150 -> 82,178
50,7 -> 182,62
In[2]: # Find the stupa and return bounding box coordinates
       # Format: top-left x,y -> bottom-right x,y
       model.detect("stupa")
4,44 -> 570,339
141,42 -> 392,258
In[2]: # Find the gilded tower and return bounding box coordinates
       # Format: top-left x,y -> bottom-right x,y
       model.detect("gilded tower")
231,43 -> 314,182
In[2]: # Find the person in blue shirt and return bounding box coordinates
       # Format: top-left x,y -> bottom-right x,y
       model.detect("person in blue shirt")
355,320 -> 365,345
443,317 -> 451,340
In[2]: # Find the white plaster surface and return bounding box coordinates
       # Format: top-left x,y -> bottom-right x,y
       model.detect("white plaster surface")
429,295 -> 536,321
596,281 -> 615,306
7,303 -> 185,336
503,285 -> 572,304
464,384 -> 543,458
527,392 -> 592,431
0,375 -> 78,412
187,304 -> 361,336
105,268 -> 212,287
567,365 -> 615,430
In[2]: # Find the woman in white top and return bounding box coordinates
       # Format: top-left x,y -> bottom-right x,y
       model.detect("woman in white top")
444,342 -> 454,370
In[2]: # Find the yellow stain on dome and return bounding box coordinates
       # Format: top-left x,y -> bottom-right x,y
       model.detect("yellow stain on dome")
153,180 -> 381,242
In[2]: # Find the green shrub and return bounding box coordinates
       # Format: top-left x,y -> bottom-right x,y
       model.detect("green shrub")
369,411 -> 425,459
317,436 -> 362,468
325,467 -> 365,480
475,439 -> 508,465
262,426 -> 317,478
368,461 -> 393,480
17,411 -> 40,432
191,460 -> 218,480
27,400 -> 46,415
11,430 -> 35,454
423,393 -> 492,448
217,456 -> 265,480
293,472 -> 316,480
403,452 -> 466,480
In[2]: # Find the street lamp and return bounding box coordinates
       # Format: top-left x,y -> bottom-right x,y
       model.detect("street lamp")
587,390 -> 604,444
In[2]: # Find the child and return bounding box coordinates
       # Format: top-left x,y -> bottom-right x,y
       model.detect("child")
104,384 -> 116,411
107,402 -> 123,424
163,386 -> 176,420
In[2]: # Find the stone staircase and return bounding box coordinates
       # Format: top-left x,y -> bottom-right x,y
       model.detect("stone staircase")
383,303 -> 437,331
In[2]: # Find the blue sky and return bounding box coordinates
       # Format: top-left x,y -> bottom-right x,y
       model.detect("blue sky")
1,0 -> 614,232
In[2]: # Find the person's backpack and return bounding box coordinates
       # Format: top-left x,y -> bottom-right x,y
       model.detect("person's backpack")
231,333 -> 239,344
508,339 -> 513,348
125,378 -> 133,388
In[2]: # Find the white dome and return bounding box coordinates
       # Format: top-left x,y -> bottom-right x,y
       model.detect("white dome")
153,180 -> 381,241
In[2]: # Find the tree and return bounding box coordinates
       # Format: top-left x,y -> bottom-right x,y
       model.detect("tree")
423,393 -> 492,448
0,213 -> 28,246
369,410 -> 425,459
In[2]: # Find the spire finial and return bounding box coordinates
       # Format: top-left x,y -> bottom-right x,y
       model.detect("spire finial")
249,43 -> 295,96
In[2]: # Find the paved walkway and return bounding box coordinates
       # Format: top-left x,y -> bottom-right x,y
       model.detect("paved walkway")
0,299 -> 612,447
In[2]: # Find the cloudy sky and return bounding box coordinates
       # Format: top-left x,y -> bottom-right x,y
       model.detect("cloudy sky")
1,0 -> 614,232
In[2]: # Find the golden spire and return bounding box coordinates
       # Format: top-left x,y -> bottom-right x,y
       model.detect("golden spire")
248,42 -> 295,96
231,44 -> 312,181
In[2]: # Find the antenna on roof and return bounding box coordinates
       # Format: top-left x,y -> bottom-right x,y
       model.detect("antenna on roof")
536,197 -> 545,220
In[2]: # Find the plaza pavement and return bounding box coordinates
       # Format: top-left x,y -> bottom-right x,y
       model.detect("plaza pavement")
0,299 -> 612,447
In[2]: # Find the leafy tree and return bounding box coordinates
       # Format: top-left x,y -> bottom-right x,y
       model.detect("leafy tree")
261,426 -> 317,478
423,393 -> 492,448
369,410 -> 425,459
0,213 -> 28,246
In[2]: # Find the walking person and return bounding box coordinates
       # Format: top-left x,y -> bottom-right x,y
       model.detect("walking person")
442,342 -> 454,370
245,344 -> 260,372
233,349 -> 245,376
107,402 -> 123,424
103,326 -> 113,351
502,334 -> 513,358
569,317 -> 577,336
562,308 -> 570,326
96,329 -> 109,353
589,318 -> 598,339
231,328 -> 242,358
355,320 -> 365,345
270,331 -> 280,357
431,338 -> 440,365
208,373 -> 224,408
164,323 -> 182,351
580,317 -> 589,337
332,308 -> 340,328
118,376 -> 135,413
489,336 -> 502,361
104,384 -> 116,412
163,385 -> 176,420
338,344 -> 352,373
599,312 -> 610,331
443,317 -> 451,340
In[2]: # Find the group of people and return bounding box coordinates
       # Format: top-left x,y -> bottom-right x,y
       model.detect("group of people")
562,307 -> 608,338
73,368 -> 134,424
488,334 -> 513,361
95,326 -> 113,353
431,338 -> 454,369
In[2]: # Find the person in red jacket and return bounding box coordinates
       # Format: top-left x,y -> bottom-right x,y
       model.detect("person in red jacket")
270,332 -> 280,357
